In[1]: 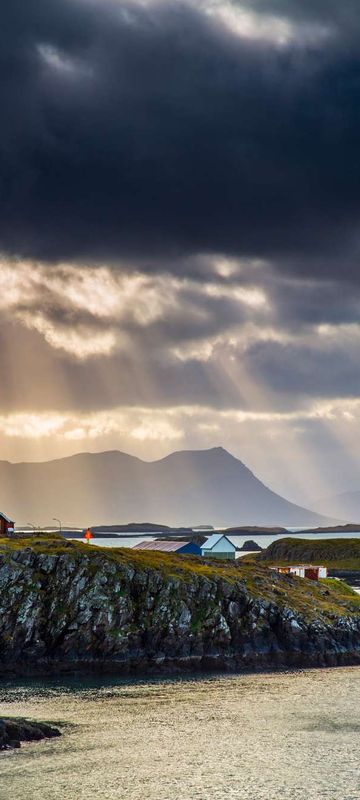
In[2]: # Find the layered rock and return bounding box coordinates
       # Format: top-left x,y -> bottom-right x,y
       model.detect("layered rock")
1,537 -> 360,674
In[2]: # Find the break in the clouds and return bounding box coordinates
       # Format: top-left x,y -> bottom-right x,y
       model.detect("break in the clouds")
1,0 -> 360,503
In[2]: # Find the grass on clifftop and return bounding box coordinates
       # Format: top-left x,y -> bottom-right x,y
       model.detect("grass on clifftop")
1,535 -> 360,623
256,537 -> 360,570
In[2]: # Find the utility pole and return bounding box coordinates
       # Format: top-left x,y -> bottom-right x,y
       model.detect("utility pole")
27,523 -> 36,533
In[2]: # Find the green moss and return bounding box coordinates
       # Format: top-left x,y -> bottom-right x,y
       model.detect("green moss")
190,604 -> 216,632
321,578 -> 358,596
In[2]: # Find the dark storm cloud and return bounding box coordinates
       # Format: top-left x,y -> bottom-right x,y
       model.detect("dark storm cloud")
266,276 -> 360,328
1,0 -> 360,277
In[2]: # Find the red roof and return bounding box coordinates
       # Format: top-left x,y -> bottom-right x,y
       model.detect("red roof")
134,540 -> 190,552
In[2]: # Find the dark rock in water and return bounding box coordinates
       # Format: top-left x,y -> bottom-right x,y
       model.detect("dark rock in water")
1,536 -> 360,676
329,569 -> 360,587
0,718 -> 61,751
238,540 -> 263,552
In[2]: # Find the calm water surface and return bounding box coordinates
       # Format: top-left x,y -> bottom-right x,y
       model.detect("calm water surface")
85,531 -> 360,549
1,668 -> 360,800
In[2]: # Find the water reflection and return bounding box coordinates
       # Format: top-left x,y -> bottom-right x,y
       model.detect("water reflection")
1,668 -> 360,800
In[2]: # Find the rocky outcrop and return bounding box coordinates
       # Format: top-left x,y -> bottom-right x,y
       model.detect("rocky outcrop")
0,718 -> 60,750
238,540 -> 263,552
1,538 -> 360,675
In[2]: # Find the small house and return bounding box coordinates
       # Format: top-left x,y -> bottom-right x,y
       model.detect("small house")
133,540 -> 201,555
272,564 -> 328,581
201,533 -> 237,560
0,512 -> 14,537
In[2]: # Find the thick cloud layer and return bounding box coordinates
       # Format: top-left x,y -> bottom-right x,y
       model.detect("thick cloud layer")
0,257 -> 359,415
1,0 -> 360,275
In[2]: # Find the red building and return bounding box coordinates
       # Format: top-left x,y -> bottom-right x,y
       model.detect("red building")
0,512 -> 15,537
272,564 -> 328,580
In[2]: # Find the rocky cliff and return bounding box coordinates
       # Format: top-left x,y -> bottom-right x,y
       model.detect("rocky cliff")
1,536 -> 360,675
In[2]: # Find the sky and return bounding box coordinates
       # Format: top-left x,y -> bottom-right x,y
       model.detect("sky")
1,0 -> 360,505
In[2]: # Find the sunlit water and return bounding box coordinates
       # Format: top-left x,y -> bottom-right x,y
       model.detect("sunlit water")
1,668 -> 360,800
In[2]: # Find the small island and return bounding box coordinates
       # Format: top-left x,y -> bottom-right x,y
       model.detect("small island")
1,534 -> 360,675
0,718 -> 60,751
298,523 -> 360,534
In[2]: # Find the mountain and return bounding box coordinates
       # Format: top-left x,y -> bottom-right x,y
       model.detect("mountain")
313,491 -> 360,524
0,446 -> 338,528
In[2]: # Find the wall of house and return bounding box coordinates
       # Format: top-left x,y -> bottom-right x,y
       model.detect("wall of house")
179,543 -> 201,556
290,567 -> 305,578
201,549 -> 236,560
211,539 -> 235,553
0,517 -> 14,536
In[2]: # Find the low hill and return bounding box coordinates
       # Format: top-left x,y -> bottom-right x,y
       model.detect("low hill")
91,523 -> 176,533
299,524 -> 360,534
224,526 -> 288,536
258,537 -> 360,570
0,447 -> 337,528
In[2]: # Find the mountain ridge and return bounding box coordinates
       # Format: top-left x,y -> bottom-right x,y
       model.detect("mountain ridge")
0,446 -> 339,528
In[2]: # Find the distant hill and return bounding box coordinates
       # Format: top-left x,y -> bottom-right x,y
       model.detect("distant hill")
299,523 -> 360,534
0,446 -> 338,528
91,522 -> 175,533
313,491 -> 360,524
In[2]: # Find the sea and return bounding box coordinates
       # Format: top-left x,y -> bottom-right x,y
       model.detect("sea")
1,668 -> 360,800
84,530 -> 360,550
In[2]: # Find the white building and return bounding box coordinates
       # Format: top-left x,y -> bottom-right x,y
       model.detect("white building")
201,533 -> 237,560
272,565 -> 328,580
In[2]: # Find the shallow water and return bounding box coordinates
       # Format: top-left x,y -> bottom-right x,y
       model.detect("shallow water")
1,668 -> 359,800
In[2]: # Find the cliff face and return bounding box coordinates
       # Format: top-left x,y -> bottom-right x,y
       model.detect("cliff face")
1,537 -> 360,675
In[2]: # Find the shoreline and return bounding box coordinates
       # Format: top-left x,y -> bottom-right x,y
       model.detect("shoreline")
2,647 -> 360,680
1,662 -> 360,694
